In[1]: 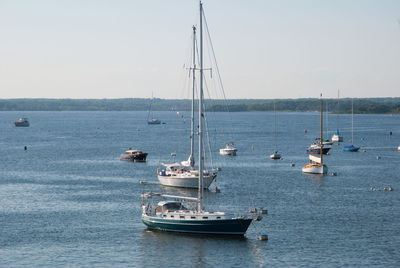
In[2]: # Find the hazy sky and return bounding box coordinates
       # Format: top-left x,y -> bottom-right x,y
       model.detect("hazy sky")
0,0 -> 399,99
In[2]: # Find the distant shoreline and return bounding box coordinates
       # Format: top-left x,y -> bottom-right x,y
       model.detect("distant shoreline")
1,98 -> 399,114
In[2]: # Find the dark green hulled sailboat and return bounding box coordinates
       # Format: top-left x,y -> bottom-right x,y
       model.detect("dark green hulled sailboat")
141,2 -> 261,235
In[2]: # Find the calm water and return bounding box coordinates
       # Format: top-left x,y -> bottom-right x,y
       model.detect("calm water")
0,111 -> 399,267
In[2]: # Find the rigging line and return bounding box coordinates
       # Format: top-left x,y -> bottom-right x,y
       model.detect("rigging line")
203,10 -> 235,143
193,34 -> 215,172
202,102 -> 215,170
202,10 -> 231,111
177,32 -> 195,100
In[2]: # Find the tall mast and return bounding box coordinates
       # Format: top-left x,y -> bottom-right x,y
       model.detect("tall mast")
326,100 -> 328,140
320,94 -> 323,163
197,1 -> 204,212
189,26 -> 196,169
273,102 -> 277,153
337,90 -> 340,132
147,92 -> 153,122
351,99 -> 354,144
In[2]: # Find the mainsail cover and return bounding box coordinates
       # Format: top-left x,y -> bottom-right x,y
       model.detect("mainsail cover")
309,154 -> 322,164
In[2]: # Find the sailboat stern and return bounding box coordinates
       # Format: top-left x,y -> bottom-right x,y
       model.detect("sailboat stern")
302,163 -> 328,174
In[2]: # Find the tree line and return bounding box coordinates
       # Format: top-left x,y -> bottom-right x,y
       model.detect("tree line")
0,98 -> 400,114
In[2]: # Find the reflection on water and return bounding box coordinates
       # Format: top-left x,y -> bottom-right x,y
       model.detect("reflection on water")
139,228 -> 250,267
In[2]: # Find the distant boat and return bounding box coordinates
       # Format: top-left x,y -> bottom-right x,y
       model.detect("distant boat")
303,95 -> 328,174
332,90 -> 344,142
220,142 -> 237,156
120,148 -> 148,162
147,95 -> 161,125
141,2 -> 262,236
343,99 -> 359,152
323,99 -> 334,145
332,129 -> 343,143
270,102 -> 282,160
14,118 -> 29,127
147,118 -> 161,125
398,145 -> 400,151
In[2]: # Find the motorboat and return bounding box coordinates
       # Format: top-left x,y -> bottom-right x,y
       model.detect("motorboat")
315,138 -> 333,146
219,142 -> 237,156
307,143 -> 331,155
270,151 -> 282,160
14,118 -> 29,127
120,148 -> 148,162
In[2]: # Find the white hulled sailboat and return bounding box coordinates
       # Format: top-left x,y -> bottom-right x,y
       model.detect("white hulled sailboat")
157,22 -> 216,189
332,90 -> 344,142
302,95 -> 328,174
270,102 -> 282,160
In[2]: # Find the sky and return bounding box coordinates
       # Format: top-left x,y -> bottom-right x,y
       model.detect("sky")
0,0 -> 399,99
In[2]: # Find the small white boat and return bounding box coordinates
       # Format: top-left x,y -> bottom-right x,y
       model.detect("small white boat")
147,118 -> 161,125
270,151 -> 282,160
219,142 -> 237,156
332,131 -> 343,143
398,145 -> 400,151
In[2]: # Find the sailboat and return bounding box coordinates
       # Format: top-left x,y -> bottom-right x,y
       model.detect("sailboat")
343,99 -> 360,152
147,95 -> 161,124
142,2 -> 261,235
332,90 -> 344,142
157,15 -> 216,189
302,95 -> 328,174
322,100 -> 333,145
270,102 -> 282,160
